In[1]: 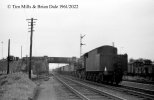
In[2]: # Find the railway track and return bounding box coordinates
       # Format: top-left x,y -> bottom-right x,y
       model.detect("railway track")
64,75 -> 154,100
123,79 -> 154,85
121,80 -> 154,93
120,84 -> 154,96
55,75 -> 125,100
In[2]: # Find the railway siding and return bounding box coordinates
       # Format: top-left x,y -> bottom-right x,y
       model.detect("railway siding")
62,75 -> 154,100
55,75 -> 128,100
121,81 -> 154,92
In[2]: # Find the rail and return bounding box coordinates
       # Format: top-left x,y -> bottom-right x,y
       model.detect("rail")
55,75 -> 126,100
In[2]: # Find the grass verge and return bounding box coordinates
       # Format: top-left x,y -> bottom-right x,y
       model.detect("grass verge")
0,72 -> 36,100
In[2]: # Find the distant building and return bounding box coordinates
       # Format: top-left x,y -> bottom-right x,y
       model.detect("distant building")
128,59 -> 154,77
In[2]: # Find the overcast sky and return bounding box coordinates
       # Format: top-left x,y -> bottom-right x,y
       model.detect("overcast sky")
0,0 -> 154,63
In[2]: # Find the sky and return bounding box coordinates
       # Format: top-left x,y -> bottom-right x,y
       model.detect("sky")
0,0 -> 154,66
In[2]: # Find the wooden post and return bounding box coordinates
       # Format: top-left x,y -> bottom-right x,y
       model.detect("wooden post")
27,18 -> 37,79
7,39 -> 10,74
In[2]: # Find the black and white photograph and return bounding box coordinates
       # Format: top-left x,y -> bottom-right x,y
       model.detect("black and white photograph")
0,0 -> 154,100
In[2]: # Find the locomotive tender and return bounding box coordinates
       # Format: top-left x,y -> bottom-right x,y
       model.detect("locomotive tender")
77,45 -> 128,84
57,45 -> 128,85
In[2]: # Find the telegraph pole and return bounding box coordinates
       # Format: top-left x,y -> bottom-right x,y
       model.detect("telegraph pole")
7,39 -> 10,74
80,34 -> 86,57
26,18 -> 37,79
21,46 -> 22,58
1,41 -> 3,59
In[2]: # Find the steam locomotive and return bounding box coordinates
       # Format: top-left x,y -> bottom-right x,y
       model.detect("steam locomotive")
56,45 -> 128,85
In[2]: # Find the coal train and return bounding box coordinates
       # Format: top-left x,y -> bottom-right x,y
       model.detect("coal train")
55,45 -> 128,85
